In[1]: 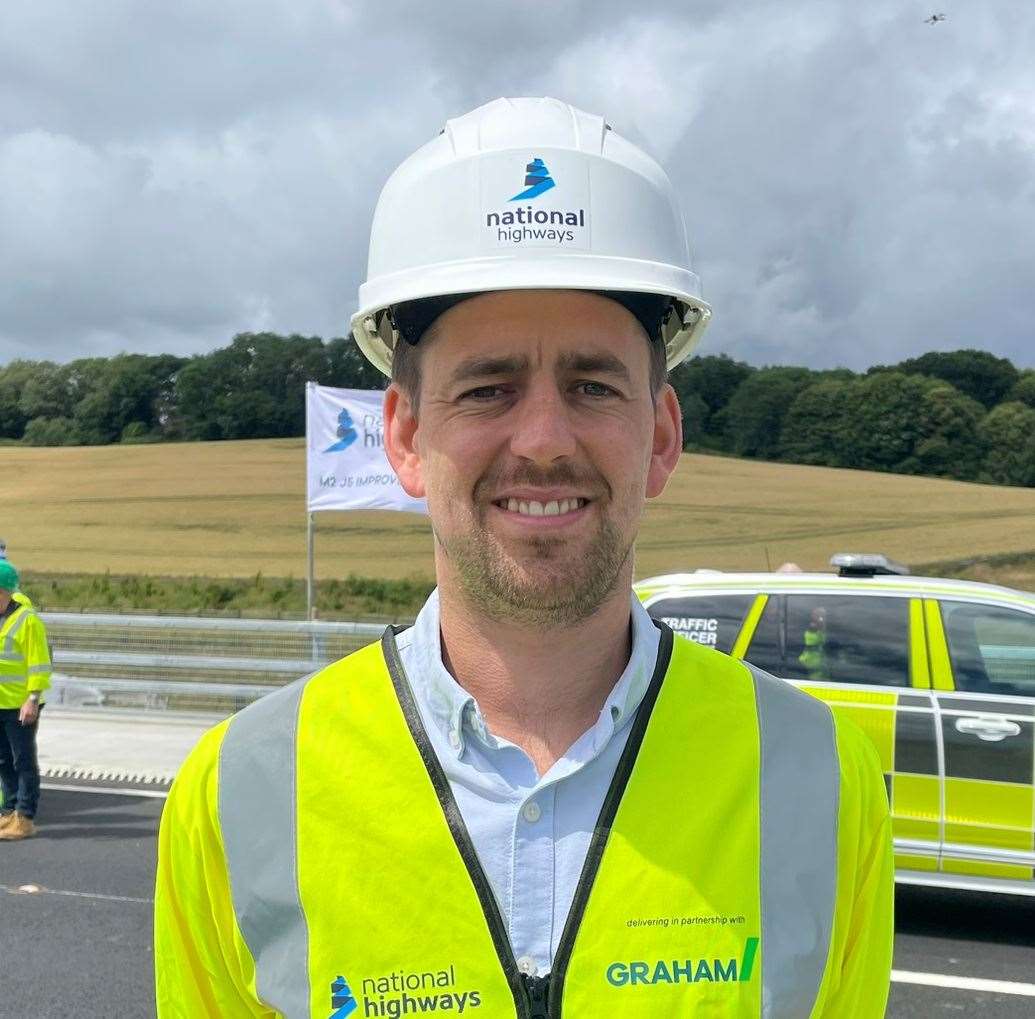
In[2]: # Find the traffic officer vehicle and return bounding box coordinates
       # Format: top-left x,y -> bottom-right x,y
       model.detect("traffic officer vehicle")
635,554 -> 1035,896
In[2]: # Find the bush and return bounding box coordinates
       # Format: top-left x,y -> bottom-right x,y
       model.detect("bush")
121,420 -> 160,443
22,416 -> 80,446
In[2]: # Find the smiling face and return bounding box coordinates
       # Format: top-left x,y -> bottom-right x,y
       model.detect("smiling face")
384,290 -> 683,628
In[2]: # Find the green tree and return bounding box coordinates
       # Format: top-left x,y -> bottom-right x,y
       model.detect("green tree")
677,392 -> 709,447
978,402 -> 1035,486
882,349 -> 1019,409
721,367 -> 814,459
0,360 -> 49,438
325,336 -> 389,391
175,333 -> 332,440
779,378 -> 853,466
669,354 -> 753,446
22,416 -> 80,446
69,354 -> 185,444
1006,370 -> 1035,410
841,372 -> 936,472
904,385 -> 987,481
18,361 -> 70,421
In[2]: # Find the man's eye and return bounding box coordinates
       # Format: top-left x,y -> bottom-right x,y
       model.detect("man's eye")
460,385 -> 505,400
576,381 -> 616,397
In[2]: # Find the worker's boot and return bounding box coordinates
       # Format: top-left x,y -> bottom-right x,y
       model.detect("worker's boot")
0,813 -> 36,840
0,811 -> 15,832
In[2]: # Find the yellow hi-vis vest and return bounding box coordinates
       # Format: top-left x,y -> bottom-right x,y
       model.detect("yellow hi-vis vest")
155,626 -> 893,1018
0,603 -> 51,710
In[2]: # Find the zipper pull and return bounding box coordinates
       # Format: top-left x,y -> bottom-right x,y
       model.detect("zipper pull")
521,973 -> 550,1018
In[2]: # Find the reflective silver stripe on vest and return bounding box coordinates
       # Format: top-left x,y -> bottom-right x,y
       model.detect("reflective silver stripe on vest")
0,674 -> 27,684
1,608 -> 31,656
219,676 -> 312,1018
747,663 -> 839,1019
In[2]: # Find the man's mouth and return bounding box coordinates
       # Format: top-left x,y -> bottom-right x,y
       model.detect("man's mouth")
492,497 -> 589,517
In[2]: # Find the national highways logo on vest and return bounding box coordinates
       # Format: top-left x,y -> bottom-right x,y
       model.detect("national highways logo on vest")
605,937 -> 760,989
335,965 -> 483,1017
480,152 -> 591,252
330,975 -> 358,1017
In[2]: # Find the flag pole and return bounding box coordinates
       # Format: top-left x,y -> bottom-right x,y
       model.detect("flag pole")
306,512 -> 315,621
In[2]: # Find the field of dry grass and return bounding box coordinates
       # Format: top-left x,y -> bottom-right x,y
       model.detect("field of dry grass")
3,438 -> 1035,590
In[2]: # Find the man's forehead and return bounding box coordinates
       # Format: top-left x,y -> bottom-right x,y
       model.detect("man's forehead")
423,292 -> 647,377
440,344 -> 636,382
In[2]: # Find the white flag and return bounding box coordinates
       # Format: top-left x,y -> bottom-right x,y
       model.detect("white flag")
305,383 -> 427,514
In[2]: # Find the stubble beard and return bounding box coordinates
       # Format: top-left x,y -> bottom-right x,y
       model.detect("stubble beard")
438,508 -> 634,628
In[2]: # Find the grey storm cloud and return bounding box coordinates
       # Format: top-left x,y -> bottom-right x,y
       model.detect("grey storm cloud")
1,0 -> 1033,369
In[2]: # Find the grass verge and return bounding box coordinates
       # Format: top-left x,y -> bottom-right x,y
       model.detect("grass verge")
21,570 -> 435,621
21,553 -> 1034,623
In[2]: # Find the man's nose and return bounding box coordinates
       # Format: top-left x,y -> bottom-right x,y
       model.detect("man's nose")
508,383 -> 577,464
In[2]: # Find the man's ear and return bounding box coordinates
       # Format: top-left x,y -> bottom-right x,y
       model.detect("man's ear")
383,384 -> 426,498
645,383 -> 683,499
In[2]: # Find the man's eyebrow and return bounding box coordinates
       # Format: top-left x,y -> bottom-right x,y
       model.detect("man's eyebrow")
557,352 -> 633,384
448,355 -> 529,386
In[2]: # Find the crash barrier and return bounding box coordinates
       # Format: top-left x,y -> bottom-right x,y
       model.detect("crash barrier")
39,613 -> 389,715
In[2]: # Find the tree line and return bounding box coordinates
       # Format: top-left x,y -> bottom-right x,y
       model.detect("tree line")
670,348 -> 1035,487
1,336 -> 1033,486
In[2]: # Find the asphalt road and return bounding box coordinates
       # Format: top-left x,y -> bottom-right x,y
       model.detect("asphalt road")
0,787 -> 161,1019
1,788 -> 1033,1017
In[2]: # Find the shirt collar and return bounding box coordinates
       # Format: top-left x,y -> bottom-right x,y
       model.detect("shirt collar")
397,589 -> 661,759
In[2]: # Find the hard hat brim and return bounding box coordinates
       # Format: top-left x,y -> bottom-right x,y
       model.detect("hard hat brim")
350,255 -> 712,377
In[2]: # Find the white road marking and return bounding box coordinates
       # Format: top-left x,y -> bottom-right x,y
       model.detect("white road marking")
41,782 -> 169,799
892,969 -> 1035,997
1,883 -> 152,904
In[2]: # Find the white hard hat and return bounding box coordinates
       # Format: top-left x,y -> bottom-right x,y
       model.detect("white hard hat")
351,96 -> 712,377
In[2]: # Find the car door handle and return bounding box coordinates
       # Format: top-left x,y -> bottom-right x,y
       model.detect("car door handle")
954,716 -> 1022,742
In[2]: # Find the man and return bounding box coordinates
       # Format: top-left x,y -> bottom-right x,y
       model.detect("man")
0,560 -> 51,841
156,98 -> 893,1016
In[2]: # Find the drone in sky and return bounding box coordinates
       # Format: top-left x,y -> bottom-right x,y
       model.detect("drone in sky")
925,13 -> 946,23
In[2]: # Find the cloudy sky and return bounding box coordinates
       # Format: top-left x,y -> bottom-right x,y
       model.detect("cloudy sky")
2,0 -> 1033,370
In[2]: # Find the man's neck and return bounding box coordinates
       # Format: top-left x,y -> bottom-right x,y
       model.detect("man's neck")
436,583 -> 634,777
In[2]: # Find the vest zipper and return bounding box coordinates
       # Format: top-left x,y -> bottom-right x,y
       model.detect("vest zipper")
543,624 -> 674,1018
383,627 -> 530,1016
382,622 -> 674,1019
522,974 -> 550,1018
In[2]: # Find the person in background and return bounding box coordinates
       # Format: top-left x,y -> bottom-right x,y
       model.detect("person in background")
0,539 -> 35,609
0,560 -> 52,841
799,606 -> 830,681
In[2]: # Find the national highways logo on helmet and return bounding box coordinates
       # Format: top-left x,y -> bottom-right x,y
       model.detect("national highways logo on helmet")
484,151 -> 589,250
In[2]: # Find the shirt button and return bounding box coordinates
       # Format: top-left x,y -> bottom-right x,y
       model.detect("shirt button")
517,956 -> 538,977
448,730 -> 461,750
521,800 -> 542,824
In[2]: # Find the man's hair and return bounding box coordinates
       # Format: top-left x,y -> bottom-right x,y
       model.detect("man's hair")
391,332 -> 668,411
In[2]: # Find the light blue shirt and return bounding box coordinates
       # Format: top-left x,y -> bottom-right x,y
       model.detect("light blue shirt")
395,589 -> 662,977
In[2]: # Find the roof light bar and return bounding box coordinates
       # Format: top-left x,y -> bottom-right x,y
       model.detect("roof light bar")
830,553 -> 910,578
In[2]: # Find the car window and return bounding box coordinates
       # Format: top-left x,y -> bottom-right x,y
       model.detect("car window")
940,602 -> 1035,698
643,593 -> 755,654
745,594 -> 911,687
